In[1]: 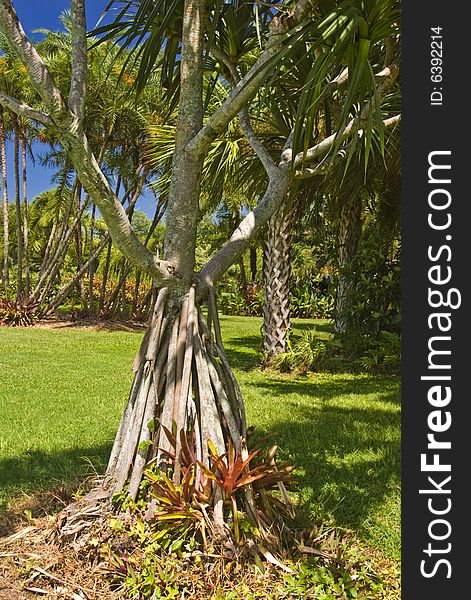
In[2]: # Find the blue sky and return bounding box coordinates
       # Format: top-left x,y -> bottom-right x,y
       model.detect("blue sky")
4,1 -> 156,217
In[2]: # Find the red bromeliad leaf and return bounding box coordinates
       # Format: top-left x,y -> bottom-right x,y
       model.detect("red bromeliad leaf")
161,424 -> 176,450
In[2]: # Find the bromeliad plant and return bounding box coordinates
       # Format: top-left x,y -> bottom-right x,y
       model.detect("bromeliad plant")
0,295 -> 40,326
201,440 -> 297,544
142,421 -> 297,554
145,466 -> 209,552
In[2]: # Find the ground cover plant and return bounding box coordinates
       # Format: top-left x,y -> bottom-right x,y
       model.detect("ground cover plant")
0,317 -> 400,597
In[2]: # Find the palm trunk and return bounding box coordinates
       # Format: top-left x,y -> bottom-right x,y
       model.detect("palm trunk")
0,108 -> 9,294
88,202 -> 96,317
20,124 -> 30,295
13,120 -> 23,297
74,183 -> 88,311
262,202 -> 297,356
99,176 -> 121,313
131,270 -> 141,316
250,247 -> 257,282
334,194 -> 363,334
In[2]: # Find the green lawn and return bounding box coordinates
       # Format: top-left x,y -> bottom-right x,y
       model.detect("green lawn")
0,316 -> 400,560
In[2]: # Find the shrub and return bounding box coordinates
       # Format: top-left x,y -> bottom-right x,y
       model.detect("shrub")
271,329 -> 400,375
358,331 -> 401,373
0,296 -> 40,327
273,329 -> 336,374
218,281 -> 263,317
334,246 -> 401,336
291,275 -> 334,319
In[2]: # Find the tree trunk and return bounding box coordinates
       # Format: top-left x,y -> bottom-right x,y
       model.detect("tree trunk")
74,183 -> 88,311
262,202 -> 296,356
20,124 -> 30,295
334,193 -> 363,334
0,108 -> 9,294
13,120 -> 23,297
88,202 -> 96,317
250,247 -> 257,282
94,286 -> 249,519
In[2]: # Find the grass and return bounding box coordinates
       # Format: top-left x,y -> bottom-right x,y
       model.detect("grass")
0,316 -> 400,561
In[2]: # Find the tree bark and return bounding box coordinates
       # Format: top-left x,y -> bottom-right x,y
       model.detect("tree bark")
334,193 -> 363,334
262,201 -> 297,356
13,119 -> 23,297
88,202 -> 96,317
20,123 -> 30,295
0,107 -> 9,293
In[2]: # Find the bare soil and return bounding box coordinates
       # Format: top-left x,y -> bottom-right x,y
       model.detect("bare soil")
33,317 -> 146,333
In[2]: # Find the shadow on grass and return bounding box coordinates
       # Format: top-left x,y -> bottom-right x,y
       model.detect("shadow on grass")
223,335 -> 262,370
0,443 -> 112,518
0,378 -> 400,557
250,374 -> 400,404
248,376 -> 400,545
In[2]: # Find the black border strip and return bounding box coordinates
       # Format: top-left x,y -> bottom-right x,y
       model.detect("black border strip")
402,1 -> 468,596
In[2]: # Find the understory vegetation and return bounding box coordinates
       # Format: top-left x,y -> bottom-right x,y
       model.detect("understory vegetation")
0,317 -> 400,597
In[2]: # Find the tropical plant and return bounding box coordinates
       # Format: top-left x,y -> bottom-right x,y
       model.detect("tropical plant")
0,0 -> 400,558
0,294 -> 39,326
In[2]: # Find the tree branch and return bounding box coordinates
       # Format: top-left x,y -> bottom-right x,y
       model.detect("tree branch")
69,0 -> 87,128
0,0 -> 66,116
238,108 -> 277,176
295,114 -> 401,178
293,65 -> 399,169
0,92 -> 53,126
187,0 -> 318,158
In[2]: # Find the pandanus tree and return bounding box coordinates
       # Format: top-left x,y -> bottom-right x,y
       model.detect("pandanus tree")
0,0 -> 400,548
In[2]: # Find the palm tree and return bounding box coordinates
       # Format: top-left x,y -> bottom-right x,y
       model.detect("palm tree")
12,115 -> 23,296
20,120 -> 30,294
0,105 -> 8,293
